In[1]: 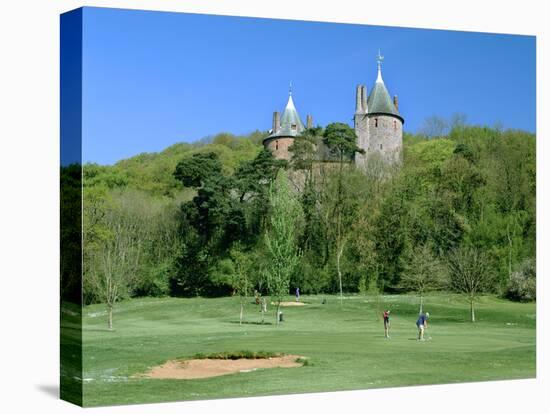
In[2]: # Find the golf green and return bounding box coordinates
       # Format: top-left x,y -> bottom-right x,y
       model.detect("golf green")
68,294 -> 535,406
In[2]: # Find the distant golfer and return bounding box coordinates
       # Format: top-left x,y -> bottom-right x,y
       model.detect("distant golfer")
383,310 -> 391,339
295,287 -> 300,302
416,312 -> 429,341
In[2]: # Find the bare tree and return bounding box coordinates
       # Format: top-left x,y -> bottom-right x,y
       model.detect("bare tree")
86,192 -> 148,330
449,112 -> 468,130
418,115 -> 449,138
230,245 -> 252,325
401,244 -> 447,314
447,247 -> 494,322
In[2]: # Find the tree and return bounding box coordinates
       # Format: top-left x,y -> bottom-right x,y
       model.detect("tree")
86,198 -> 144,330
503,258 -> 536,302
173,152 -> 222,188
447,247 -> 494,322
288,127 -> 328,262
172,149 -> 286,297
439,150 -> 485,214
322,123 -> 363,305
449,113 -> 468,131
401,244 -> 447,314
373,187 -> 410,290
230,245 -> 252,325
418,115 -> 449,138
264,170 -> 303,324
234,149 -> 286,240
323,123 -> 363,164
289,126 -> 323,179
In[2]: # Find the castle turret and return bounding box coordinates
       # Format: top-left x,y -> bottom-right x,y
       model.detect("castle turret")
263,85 -> 306,160
355,51 -> 404,167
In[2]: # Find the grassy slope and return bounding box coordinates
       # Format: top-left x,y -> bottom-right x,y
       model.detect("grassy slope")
79,294 -> 535,406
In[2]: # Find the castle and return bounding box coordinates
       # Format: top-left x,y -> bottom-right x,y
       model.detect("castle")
263,53 -> 404,167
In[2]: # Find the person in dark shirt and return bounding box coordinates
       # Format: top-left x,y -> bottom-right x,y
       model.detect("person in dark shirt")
416,312 -> 430,340
383,310 -> 391,339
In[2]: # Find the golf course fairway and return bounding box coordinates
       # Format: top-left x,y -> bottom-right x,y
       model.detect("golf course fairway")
64,294 -> 535,406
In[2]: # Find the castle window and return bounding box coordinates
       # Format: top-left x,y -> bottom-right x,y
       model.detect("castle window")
393,120 -> 397,130
380,144 -> 383,150
275,140 -> 279,150
375,118 -> 379,127
291,124 -> 297,130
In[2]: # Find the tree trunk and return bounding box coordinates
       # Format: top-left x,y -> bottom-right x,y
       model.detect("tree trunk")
107,305 -> 113,330
276,302 -> 280,325
470,297 -> 476,322
506,225 -> 513,279
419,294 -> 423,315
240,300 -> 244,326
337,242 -> 344,307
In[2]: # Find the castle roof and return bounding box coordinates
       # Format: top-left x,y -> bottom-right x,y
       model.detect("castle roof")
280,94 -> 305,133
367,64 -> 404,123
265,91 -> 305,141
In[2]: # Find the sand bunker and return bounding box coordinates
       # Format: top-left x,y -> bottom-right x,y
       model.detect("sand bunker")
272,301 -> 307,307
139,355 -> 304,380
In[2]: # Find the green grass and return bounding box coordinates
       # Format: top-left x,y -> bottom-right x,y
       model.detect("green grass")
73,294 -> 535,406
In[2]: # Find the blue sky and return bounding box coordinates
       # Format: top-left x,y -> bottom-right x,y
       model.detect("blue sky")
77,7 -> 535,165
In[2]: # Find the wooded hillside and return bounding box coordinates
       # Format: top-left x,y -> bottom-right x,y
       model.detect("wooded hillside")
74,123 -> 535,305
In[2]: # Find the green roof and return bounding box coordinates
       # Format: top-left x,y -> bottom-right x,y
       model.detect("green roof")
265,94 -> 305,140
367,76 -> 403,122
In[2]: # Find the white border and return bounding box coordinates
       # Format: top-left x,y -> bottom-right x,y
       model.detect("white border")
0,1 -> 547,412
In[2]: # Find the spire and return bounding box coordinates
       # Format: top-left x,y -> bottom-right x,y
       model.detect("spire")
285,93 -> 296,111
376,49 -> 384,83
265,84 -> 305,139
367,51 -> 404,123
285,81 -> 296,109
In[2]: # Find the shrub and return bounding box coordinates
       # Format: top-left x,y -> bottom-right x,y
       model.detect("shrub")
295,357 -> 312,366
503,258 -> 536,302
133,260 -> 172,297
192,351 -> 280,360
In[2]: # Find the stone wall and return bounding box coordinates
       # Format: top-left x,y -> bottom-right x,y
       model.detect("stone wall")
264,137 -> 295,160
367,115 -> 402,163
354,113 -> 369,168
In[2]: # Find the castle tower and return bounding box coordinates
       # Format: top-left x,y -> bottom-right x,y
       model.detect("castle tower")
263,85 -> 310,160
354,51 -> 404,167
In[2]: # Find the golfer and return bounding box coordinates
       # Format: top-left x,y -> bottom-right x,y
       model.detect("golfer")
383,310 -> 391,339
295,287 -> 300,302
416,312 -> 429,340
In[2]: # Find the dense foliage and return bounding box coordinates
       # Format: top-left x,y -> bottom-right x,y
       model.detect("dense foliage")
77,123 -> 536,311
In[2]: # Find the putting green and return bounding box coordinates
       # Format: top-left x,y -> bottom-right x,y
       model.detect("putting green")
68,294 -> 535,406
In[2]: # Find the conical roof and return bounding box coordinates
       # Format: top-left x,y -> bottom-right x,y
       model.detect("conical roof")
279,94 -> 305,134
266,92 -> 305,140
367,68 -> 403,122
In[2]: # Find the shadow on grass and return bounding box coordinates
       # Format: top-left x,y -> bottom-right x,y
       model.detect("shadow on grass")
227,321 -> 274,326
